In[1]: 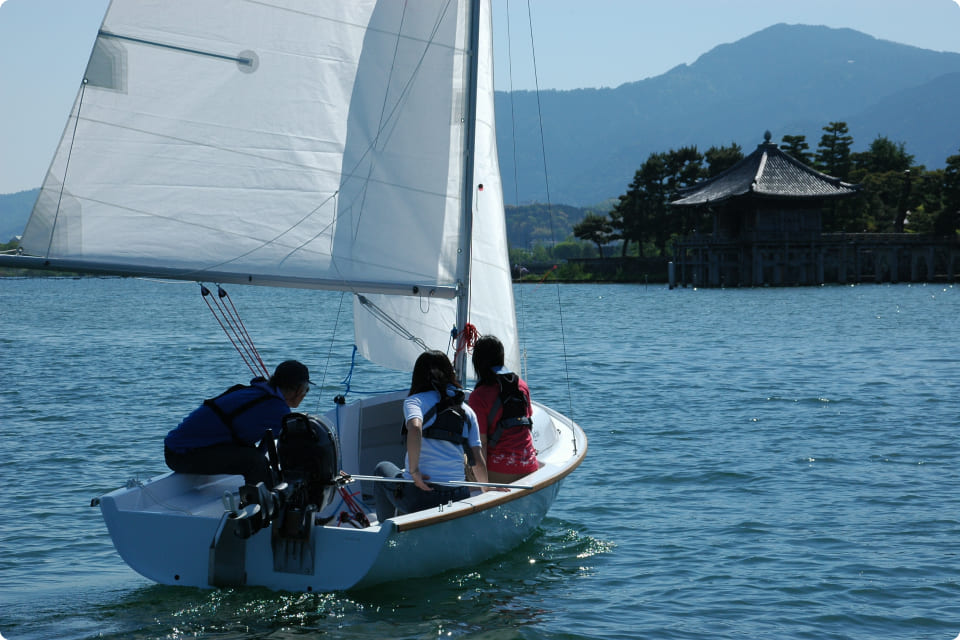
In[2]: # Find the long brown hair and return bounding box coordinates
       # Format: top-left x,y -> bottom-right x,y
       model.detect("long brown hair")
408,350 -> 459,395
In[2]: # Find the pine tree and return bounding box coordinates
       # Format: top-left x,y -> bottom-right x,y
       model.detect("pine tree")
815,122 -> 853,179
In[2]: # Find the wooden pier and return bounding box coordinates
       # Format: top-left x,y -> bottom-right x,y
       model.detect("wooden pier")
675,232 -> 960,287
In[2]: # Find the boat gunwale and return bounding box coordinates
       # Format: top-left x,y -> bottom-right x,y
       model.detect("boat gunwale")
393,421 -> 587,532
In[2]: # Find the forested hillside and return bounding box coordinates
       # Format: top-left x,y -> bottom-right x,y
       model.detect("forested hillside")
496,24 -> 960,205
0,189 -> 37,242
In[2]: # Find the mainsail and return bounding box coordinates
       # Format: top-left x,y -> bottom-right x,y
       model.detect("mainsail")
13,0 -> 519,374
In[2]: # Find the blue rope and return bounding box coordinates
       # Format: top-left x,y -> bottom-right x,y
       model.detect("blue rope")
335,345 -> 405,401
339,345 -> 359,396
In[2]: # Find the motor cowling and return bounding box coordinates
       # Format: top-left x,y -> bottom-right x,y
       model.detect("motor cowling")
277,412 -> 340,514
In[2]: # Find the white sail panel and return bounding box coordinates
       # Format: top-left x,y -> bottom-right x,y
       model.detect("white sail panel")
354,0 -> 520,375
20,0 -> 467,291
464,0 -> 521,375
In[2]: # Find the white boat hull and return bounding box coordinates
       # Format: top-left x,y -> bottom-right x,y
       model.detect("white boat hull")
97,396 -> 586,592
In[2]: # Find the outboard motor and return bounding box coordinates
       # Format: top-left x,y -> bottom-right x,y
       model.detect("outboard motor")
277,412 -> 341,517
210,413 -> 342,584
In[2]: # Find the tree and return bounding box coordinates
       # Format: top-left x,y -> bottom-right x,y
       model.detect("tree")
937,150 -> 960,235
704,143 -> 743,177
854,171 -> 911,233
665,146 -> 704,190
904,169 -> 944,234
815,121 -> 853,179
780,135 -> 812,165
612,147 -> 712,257
552,239 -> 596,260
610,153 -> 670,257
852,135 -> 913,175
573,213 -> 615,258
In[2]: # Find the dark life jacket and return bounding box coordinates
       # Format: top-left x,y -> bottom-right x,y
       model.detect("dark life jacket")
402,386 -> 475,466
202,378 -> 273,446
486,372 -> 533,448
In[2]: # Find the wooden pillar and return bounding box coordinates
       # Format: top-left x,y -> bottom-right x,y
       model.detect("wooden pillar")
839,245 -> 847,284
890,248 -> 898,283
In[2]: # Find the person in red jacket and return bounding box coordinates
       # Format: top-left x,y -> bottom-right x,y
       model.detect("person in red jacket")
468,335 -> 540,484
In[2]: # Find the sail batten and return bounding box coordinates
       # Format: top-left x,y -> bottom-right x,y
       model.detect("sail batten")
97,29 -> 256,67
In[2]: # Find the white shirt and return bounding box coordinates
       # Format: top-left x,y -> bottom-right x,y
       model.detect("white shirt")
402,387 -> 481,482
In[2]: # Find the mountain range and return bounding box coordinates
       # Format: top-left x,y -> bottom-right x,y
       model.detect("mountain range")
496,23 -> 960,205
4,23 -> 960,241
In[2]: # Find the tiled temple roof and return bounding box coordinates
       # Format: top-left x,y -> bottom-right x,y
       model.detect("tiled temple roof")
671,133 -> 860,207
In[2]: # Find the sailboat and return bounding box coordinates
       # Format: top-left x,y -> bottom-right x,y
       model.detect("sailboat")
0,0 -> 586,591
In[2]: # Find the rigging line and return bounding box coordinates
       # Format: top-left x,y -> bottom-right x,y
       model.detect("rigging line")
44,82 -> 87,259
215,190 -> 338,273
339,346 -> 360,397
524,0 -> 575,421
219,300 -> 268,379
206,286 -> 254,363
204,285 -> 259,376
212,287 -> 258,366
278,193 -> 339,267
505,0 -> 529,380
216,285 -> 270,377
317,290 -> 348,405
200,284 -> 261,379
201,286 -> 259,378
505,0 -> 522,208
356,294 -> 429,352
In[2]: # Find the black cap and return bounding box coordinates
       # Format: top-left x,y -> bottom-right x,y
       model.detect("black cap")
272,360 -> 311,390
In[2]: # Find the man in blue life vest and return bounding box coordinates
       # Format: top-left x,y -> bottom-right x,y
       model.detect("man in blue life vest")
163,360 -> 311,486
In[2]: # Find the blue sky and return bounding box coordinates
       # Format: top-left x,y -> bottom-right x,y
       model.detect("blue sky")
2,0 -> 960,195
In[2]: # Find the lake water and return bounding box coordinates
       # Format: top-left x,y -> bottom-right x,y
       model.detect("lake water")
1,278 -> 958,640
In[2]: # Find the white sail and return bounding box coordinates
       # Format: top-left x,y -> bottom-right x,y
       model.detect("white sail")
21,1 -> 468,296
353,0 -> 519,374
15,0 -> 516,374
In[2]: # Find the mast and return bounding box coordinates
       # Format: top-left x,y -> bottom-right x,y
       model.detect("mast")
453,0 -> 482,379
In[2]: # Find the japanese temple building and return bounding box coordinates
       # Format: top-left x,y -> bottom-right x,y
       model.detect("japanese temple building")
670,132 -> 958,287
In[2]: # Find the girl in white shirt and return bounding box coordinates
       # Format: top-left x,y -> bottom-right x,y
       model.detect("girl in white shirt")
373,350 -> 491,522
